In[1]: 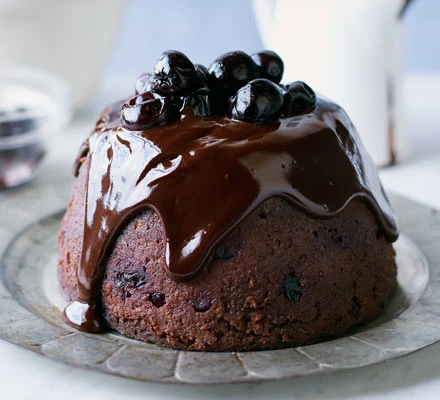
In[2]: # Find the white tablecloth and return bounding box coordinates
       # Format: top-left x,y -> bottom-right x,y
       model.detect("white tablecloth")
1,75 -> 439,399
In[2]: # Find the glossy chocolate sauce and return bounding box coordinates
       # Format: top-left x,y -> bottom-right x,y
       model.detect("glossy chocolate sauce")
63,97 -> 399,332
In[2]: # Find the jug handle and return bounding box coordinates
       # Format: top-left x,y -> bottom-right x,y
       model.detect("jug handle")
399,0 -> 413,18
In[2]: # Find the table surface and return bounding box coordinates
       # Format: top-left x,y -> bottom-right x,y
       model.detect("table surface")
1,75 -> 439,400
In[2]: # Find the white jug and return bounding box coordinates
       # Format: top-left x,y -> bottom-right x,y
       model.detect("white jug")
253,0 -> 411,166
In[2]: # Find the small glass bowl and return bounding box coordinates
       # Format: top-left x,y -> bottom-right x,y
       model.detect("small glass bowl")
0,66 -> 70,189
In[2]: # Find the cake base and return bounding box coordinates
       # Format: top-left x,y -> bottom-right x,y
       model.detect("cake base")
58,158 -> 396,351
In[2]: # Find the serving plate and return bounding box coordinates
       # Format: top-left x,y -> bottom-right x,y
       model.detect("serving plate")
0,182 -> 439,384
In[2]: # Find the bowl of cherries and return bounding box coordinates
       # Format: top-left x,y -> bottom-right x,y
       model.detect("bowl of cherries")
0,66 -> 70,189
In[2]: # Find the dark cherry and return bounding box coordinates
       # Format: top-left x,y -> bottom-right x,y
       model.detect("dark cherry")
282,272 -> 302,302
228,78 -> 283,123
135,72 -> 152,94
121,50 -> 307,130
251,50 -> 284,84
151,50 -> 198,95
121,92 -> 180,130
208,51 -> 259,98
149,292 -> 166,308
281,81 -> 316,117
189,296 -> 212,312
181,87 -> 213,116
194,64 -> 209,86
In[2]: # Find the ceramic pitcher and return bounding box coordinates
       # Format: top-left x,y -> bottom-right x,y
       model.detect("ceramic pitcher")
253,0 -> 411,166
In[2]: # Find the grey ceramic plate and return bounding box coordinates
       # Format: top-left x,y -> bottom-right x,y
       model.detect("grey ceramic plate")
0,182 -> 439,384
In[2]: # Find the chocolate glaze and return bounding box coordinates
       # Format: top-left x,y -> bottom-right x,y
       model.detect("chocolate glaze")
63,97 -> 399,332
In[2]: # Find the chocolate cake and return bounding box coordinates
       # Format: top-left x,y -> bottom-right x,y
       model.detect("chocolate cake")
57,50 -> 399,351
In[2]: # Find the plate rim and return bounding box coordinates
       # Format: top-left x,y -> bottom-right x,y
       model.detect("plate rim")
0,188 -> 439,384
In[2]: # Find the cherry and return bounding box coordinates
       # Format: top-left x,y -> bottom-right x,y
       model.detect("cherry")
208,51 -> 259,98
151,50 -> 197,95
194,64 -> 209,86
181,87 -> 213,116
251,50 -> 284,84
281,81 -> 316,117
121,92 -> 180,130
228,78 -> 283,123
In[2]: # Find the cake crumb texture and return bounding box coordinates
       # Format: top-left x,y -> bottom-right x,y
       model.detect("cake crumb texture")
58,157 -> 396,351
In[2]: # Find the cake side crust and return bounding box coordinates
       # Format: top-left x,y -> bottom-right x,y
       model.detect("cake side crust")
57,157 -> 397,351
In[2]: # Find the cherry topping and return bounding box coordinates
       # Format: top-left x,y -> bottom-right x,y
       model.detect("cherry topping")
251,50 -> 284,84
181,87 -> 213,116
228,78 -> 283,123
208,51 -> 259,99
281,81 -> 316,117
151,50 -> 198,95
121,92 -> 180,130
121,50 -> 317,129
194,64 -> 209,86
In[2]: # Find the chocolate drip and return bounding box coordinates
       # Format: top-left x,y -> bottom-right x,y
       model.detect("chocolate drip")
63,97 -> 399,332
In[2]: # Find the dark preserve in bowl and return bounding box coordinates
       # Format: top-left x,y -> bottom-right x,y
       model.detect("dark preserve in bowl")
0,66 -> 70,189
0,108 -> 45,189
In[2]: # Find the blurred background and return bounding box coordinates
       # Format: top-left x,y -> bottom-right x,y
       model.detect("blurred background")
2,0 -> 434,107
98,0 -> 438,167
0,0 -> 439,188
106,0 -> 437,77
